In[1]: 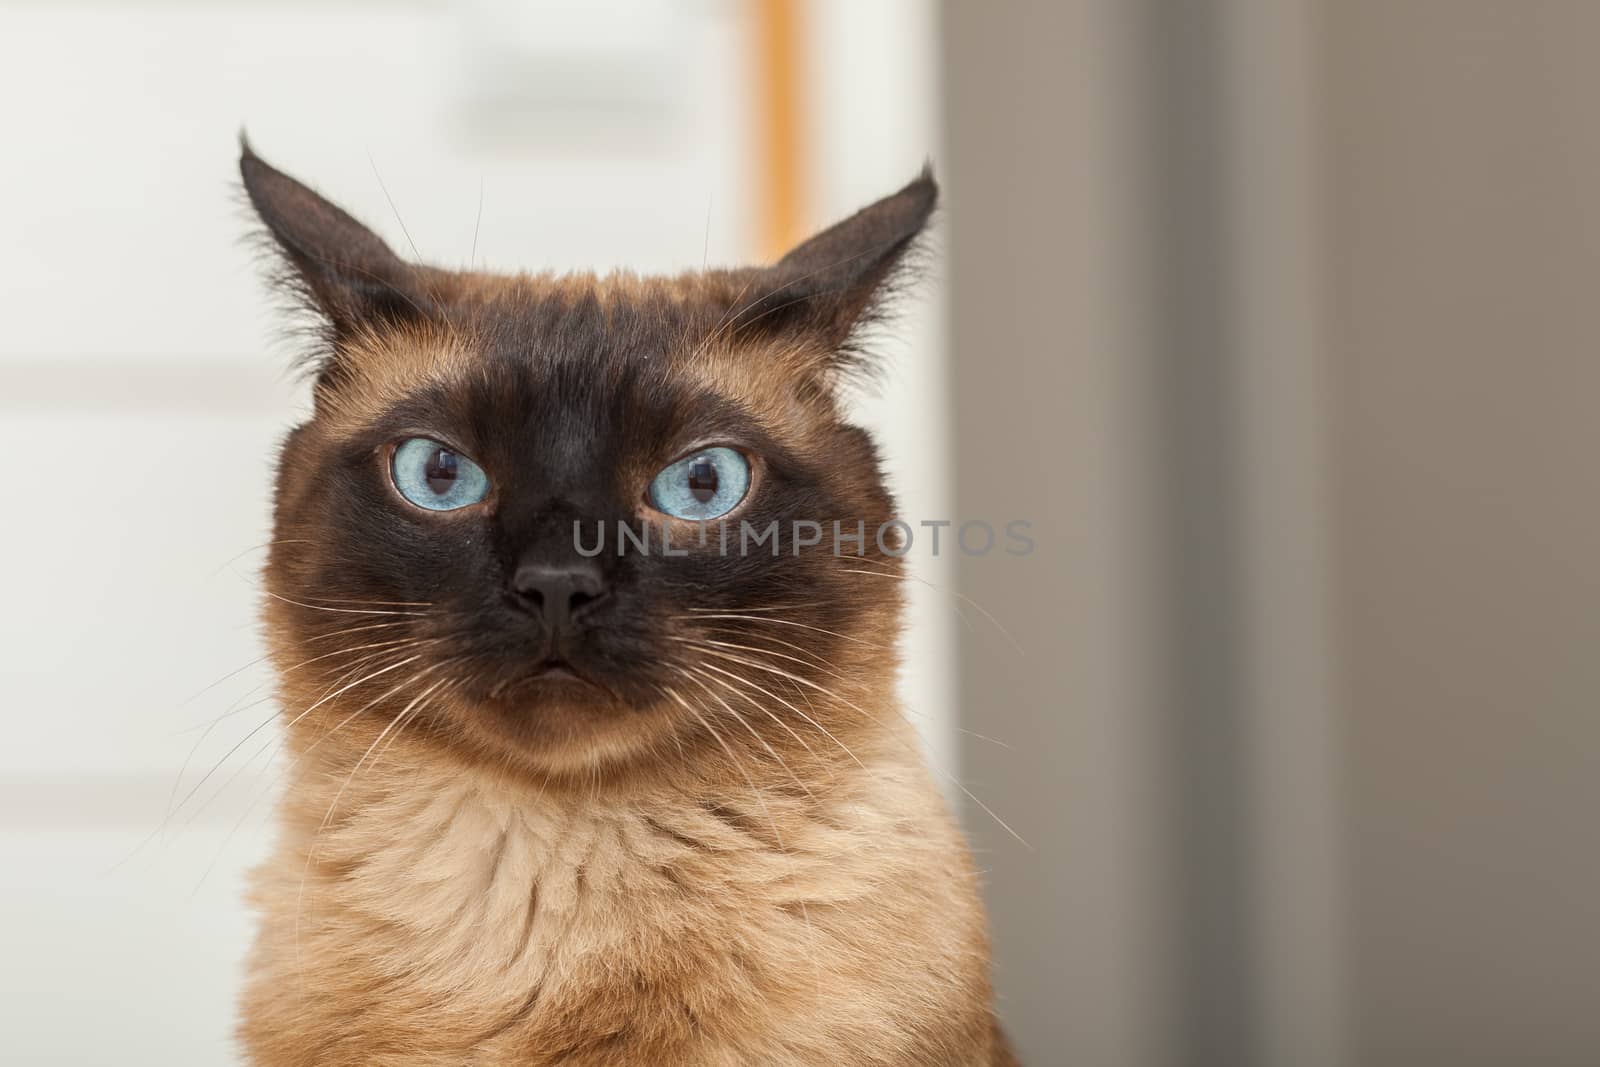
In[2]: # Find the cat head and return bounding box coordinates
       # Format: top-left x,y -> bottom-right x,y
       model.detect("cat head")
242,141 -> 934,778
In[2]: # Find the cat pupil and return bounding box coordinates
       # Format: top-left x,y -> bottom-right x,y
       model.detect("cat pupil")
425,449 -> 458,494
687,457 -> 719,504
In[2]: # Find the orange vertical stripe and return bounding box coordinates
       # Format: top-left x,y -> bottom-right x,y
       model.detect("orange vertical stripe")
752,0 -> 806,260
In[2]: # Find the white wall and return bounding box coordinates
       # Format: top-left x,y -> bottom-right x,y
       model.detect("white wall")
0,3 -> 949,1062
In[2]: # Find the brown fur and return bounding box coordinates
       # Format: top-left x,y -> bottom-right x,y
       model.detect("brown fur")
235,144 -> 1014,1065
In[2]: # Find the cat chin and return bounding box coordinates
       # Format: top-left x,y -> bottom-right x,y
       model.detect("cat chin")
451,684 -> 684,777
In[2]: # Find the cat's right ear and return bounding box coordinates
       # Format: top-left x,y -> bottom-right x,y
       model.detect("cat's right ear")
239,137 -> 427,352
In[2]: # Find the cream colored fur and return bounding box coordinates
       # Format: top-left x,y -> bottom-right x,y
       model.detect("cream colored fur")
241,691 -> 1003,1065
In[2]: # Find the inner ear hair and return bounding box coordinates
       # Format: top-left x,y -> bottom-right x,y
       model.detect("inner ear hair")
731,166 -> 938,376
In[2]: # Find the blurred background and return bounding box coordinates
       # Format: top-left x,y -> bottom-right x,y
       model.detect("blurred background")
2,1 -> 1597,1065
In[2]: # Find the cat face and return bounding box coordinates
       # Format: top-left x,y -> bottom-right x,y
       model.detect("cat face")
243,144 -> 933,775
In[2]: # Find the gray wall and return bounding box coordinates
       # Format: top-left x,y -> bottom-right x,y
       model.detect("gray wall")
946,2 -> 1600,1065
1326,4 -> 1600,1065
944,4 -> 1185,1063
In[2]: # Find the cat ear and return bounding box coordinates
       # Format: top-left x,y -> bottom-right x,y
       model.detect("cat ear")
734,166 -> 937,362
239,137 -> 428,347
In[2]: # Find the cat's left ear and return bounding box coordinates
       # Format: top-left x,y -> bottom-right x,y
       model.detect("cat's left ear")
239,137 -> 430,352
734,167 -> 937,363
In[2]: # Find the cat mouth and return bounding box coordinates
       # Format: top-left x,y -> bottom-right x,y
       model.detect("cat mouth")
528,660 -> 586,685
515,657 -> 618,701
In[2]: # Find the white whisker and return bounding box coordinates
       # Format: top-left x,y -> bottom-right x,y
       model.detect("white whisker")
681,642 -> 1030,849
678,665 -> 817,799
674,613 -> 887,649
264,591 -> 429,617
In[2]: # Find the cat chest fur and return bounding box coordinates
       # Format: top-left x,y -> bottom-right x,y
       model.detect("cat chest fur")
246,755 -> 989,1064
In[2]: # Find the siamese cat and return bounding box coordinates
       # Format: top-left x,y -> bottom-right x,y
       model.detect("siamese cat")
236,141 -> 1015,1066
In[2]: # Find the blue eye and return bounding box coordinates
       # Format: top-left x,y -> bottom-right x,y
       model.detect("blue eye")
648,447 -> 751,521
391,437 -> 490,511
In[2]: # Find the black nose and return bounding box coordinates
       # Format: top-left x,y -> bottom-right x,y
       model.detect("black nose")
509,559 -> 608,632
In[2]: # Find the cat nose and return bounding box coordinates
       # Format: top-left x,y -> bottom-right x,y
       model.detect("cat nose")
509,559 -> 608,632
